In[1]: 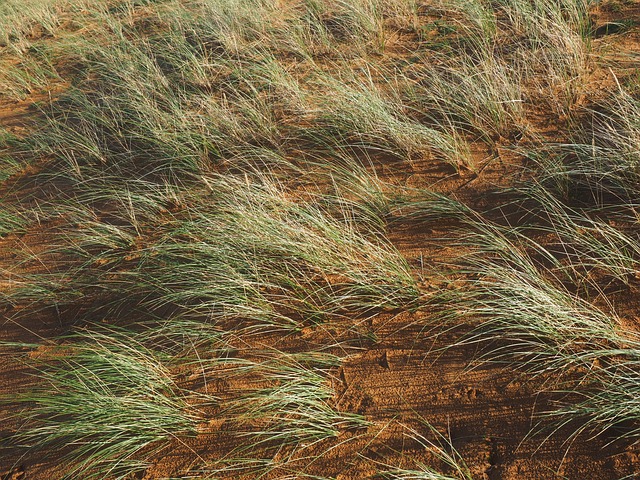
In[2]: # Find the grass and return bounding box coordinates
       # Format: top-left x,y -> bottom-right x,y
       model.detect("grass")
0,0 -> 72,46
497,0 -> 591,113
377,421 -> 474,480
522,185 -> 640,288
9,329 -> 201,480
0,206 -> 26,237
9,325 -> 367,479
224,351 -> 369,447
37,173 -> 418,329
0,127 -> 24,181
412,53 -> 524,144
532,86 -> 640,206
431,183 -> 640,442
1,0 -> 640,477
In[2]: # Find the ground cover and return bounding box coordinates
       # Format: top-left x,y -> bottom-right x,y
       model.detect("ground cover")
1,0 -> 640,478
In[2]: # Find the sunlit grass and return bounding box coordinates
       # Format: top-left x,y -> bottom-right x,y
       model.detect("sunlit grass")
10,330 -> 201,480
0,0 -> 637,476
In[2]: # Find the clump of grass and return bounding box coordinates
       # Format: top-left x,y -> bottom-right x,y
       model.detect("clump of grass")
11,329 -> 201,480
522,185 -> 640,288
1,170 -> 418,329
226,351 -> 368,447
318,0 -> 386,48
198,349 -> 368,478
311,66 -> 470,168
424,0 -> 497,50
496,0 -> 591,113
0,48 -> 60,100
433,199 -> 640,440
551,360 -> 640,442
112,175 -> 418,328
378,422 -> 474,480
0,205 -> 26,237
0,128 -> 24,180
451,224 -> 619,357
196,0 -> 282,55
32,46 -> 216,183
533,88 -> 640,206
315,149 -> 394,231
413,53 -> 524,143
0,0 -> 76,46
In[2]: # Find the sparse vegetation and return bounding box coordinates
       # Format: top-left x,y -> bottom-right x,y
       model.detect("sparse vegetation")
1,0 -> 640,478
